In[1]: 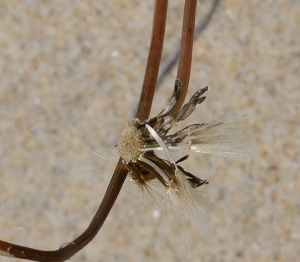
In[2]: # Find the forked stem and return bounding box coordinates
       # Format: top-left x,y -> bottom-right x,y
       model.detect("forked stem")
0,0 -> 198,261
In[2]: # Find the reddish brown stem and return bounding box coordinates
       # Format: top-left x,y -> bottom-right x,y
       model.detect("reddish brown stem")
0,0 -> 198,260
136,1 -> 168,120
170,0 -> 198,115
0,0 -> 168,261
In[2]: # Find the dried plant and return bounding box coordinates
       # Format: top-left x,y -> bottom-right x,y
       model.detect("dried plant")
118,78 -> 250,239
0,1 -> 249,261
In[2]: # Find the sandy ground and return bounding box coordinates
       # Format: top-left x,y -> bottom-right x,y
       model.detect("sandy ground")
0,0 -> 299,261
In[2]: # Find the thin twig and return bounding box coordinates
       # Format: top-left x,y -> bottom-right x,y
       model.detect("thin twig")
169,0 -> 198,116
0,0 -> 168,261
157,0 -> 220,86
0,0 -> 199,260
136,0 -> 168,120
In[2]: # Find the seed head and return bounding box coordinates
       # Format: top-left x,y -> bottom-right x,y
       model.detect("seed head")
118,126 -> 143,163
117,79 -> 250,239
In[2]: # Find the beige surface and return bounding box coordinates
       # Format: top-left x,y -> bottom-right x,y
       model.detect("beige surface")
0,1 -> 299,261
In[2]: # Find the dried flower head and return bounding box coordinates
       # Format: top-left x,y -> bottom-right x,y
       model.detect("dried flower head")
118,79 -> 250,235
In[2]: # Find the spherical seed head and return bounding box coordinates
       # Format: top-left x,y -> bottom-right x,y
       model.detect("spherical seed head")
118,126 -> 143,163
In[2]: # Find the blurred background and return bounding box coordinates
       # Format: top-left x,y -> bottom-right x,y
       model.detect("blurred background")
0,0 -> 299,261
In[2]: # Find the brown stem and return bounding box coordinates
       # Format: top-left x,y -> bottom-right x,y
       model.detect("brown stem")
0,0 -> 199,260
136,0 -> 168,120
169,0 -> 198,115
0,0 -> 168,261
157,0 -> 220,86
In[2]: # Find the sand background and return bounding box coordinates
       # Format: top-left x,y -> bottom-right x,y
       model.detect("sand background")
0,1 -> 299,261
